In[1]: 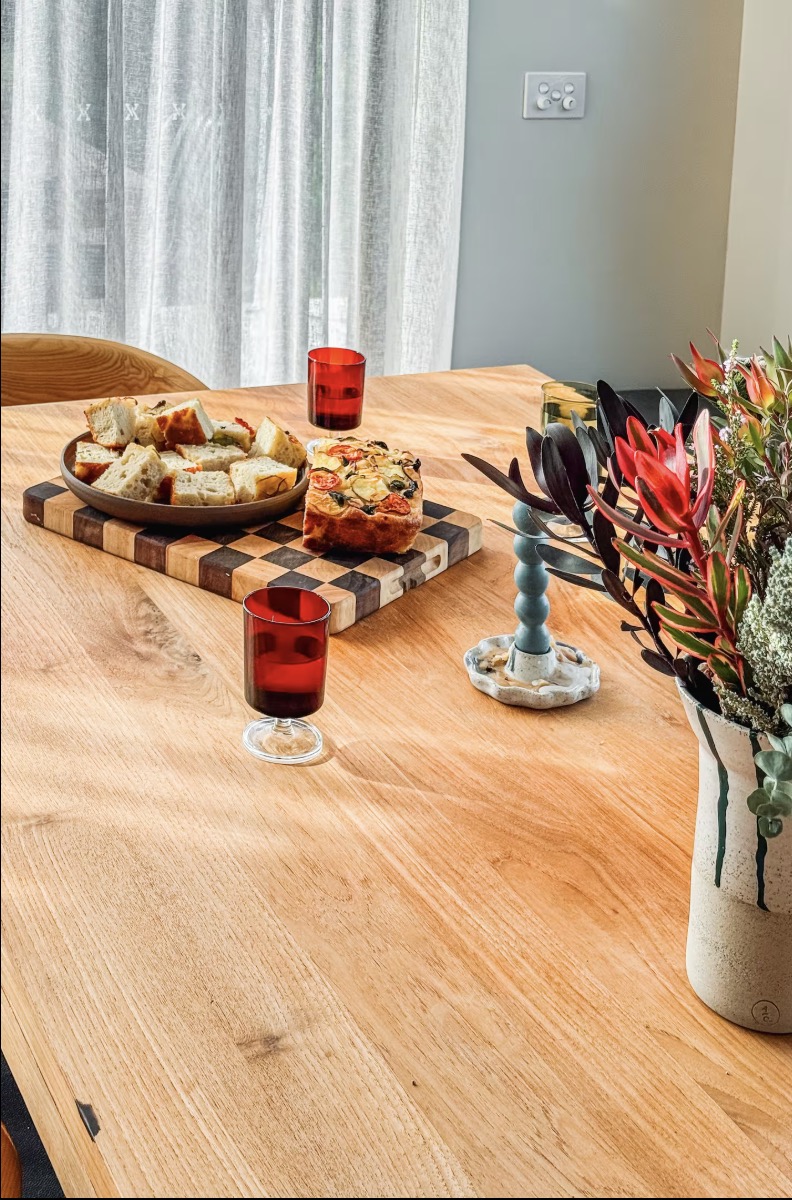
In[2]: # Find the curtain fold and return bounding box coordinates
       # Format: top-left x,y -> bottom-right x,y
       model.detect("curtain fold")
1,0 -> 468,388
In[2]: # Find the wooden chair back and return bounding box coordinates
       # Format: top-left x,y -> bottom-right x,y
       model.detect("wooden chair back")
1,333 -> 207,407
0,1124 -> 22,1199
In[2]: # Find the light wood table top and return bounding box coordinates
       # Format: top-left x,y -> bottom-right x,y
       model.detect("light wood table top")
2,366 -> 790,1199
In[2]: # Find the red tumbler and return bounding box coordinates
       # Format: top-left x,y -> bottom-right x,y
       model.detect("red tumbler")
307,347 -> 366,431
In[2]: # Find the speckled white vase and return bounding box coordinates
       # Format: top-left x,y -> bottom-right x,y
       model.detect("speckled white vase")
678,682 -> 792,1032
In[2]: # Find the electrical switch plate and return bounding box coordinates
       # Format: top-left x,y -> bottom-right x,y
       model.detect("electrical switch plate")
523,72 -> 586,119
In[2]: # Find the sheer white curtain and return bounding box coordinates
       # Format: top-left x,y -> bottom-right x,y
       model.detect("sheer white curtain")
1,1 -> 468,387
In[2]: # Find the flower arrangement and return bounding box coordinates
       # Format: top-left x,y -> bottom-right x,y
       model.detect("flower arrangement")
463,334 -> 791,809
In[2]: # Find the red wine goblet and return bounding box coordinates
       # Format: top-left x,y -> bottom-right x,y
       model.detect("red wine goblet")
243,587 -> 331,764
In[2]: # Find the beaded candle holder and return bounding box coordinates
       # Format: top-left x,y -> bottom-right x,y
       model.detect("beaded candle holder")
464,501 -> 600,709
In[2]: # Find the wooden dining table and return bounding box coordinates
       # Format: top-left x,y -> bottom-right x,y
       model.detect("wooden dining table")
2,365 -> 790,1199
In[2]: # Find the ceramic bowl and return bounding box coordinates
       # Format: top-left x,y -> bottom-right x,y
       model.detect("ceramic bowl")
59,434 -> 308,529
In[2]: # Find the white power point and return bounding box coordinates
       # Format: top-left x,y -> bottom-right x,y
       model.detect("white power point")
523,72 -> 586,119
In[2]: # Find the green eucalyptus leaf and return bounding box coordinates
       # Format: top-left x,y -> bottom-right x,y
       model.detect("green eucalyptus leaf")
758,815 -> 783,839
747,788 -> 769,814
755,750 -> 792,782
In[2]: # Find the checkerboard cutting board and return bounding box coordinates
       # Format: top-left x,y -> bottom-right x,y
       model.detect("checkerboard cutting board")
23,480 -> 483,633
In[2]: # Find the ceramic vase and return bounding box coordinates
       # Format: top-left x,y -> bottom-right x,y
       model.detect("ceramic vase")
678,682 -> 792,1032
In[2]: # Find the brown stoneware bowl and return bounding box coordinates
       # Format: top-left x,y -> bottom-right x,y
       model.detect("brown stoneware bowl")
59,435 -> 308,529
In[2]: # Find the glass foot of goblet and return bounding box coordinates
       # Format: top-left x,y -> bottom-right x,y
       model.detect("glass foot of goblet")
243,717 -> 323,764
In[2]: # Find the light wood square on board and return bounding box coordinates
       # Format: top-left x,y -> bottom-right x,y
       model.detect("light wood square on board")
166,535 -> 220,585
296,558 -> 351,584
313,582 -> 357,633
102,518 -> 145,559
225,534 -> 282,558
230,557 -> 286,602
354,557 -> 404,605
278,510 -> 306,530
413,532 -> 448,579
443,509 -> 484,550
42,490 -> 84,539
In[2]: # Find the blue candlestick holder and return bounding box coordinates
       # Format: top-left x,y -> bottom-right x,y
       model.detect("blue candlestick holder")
464,502 -> 600,708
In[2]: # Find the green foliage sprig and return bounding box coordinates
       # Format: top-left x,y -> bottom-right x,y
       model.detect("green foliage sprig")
749,704 -> 792,838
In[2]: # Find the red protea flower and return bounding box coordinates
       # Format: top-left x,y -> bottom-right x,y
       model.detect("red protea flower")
613,417 -> 684,488
735,357 -> 780,411
592,410 -> 715,545
671,342 -> 725,398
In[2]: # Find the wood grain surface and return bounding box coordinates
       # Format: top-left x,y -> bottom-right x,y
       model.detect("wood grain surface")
2,367 -> 790,1199
0,333 -> 206,407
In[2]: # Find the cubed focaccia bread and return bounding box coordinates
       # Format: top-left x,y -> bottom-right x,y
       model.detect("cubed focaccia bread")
84,396 -> 137,448
170,470 -> 236,507
250,417 -> 307,470
154,450 -> 200,502
160,450 -> 199,476
134,401 -> 168,448
211,419 -> 252,453
176,442 -> 247,472
230,456 -> 297,503
155,398 -> 214,446
73,441 -> 119,483
302,438 -> 422,555
93,443 -> 166,502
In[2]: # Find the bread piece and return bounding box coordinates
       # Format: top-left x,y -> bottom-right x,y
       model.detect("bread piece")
211,420 -> 252,453
84,396 -> 137,448
159,450 -> 199,475
73,442 -> 119,483
154,450 -> 200,502
230,457 -> 297,503
155,398 -> 214,446
135,402 -> 168,448
170,470 -> 236,507
250,417 -> 307,470
302,438 -> 422,554
176,442 -> 247,472
93,443 -> 165,501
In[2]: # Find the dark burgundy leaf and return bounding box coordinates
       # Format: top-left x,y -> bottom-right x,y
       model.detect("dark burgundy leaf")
525,509 -> 600,555
592,509 -> 620,573
488,519 -> 520,536
545,422 -> 591,508
588,426 -> 611,468
600,472 -> 620,509
644,578 -> 665,641
575,426 -> 600,488
461,453 -> 558,513
620,621 -> 642,633
541,438 -> 588,525
597,380 -> 631,448
658,392 -> 677,433
537,543 -> 603,575
676,658 -> 719,711
677,391 -> 700,440
641,648 -> 677,676
601,567 -> 641,615
525,427 -> 553,498
544,566 -> 606,592
622,398 -> 648,425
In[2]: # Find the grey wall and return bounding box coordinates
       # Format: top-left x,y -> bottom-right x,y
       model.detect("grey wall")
452,0 -> 744,389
